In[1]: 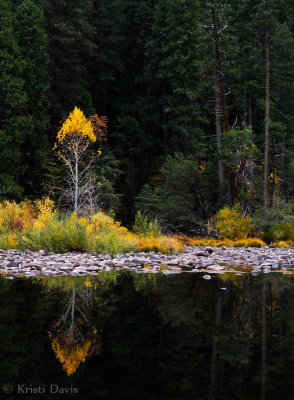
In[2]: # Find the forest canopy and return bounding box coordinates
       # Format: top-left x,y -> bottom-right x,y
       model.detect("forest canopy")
1,0 -> 294,231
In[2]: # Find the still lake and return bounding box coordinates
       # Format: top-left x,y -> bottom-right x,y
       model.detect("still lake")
1,270 -> 294,400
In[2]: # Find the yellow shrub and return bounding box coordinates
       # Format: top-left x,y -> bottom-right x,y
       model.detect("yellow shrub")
0,201 -> 22,233
34,197 -> 55,229
87,211 -> 122,235
20,200 -> 37,230
78,216 -> 90,226
216,205 -> 254,240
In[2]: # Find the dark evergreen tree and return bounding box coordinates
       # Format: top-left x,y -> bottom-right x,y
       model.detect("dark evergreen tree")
146,0 -> 209,155
40,0 -> 96,128
0,0 -> 29,199
15,0 -> 50,196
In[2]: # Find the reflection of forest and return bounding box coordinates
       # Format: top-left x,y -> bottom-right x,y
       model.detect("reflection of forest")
1,271 -> 294,399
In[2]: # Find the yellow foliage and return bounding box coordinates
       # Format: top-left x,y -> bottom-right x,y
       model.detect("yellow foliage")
55,106 -> 96,145
216,205 -> 254,240
85,277 -> 99,290
136,236 -> 183,254
49,333 -> 91,376
0,200 -> 184,254
78,216 -> 90,226
273,240 -> 293,248
233,238 -> 266,248
0,200 -> 37,233
34,198 -> 55,229
20,200 -> 37,230
178,236 -> 266,248
178,237 -> 234,247
7,234 -> 17,248
87,211 -> 126,235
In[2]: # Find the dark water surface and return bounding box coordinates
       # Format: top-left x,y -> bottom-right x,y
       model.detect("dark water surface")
1,271 -> 294,400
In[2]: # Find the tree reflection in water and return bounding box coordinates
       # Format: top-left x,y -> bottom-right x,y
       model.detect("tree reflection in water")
47,277 -> 102,375
1,271 -> 294,399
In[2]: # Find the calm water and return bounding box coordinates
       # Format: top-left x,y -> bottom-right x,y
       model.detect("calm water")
1,271 -> 294,400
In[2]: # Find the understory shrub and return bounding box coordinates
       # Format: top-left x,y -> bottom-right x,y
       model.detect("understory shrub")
253,198 -> 294,232
19,213 -> 88,252
0,199 -> 184,254
136,153 -> 217,231
87,231 -> 136,255
263,223 -> 294,243
216,204 -> 254,240
133,211 -> 162,237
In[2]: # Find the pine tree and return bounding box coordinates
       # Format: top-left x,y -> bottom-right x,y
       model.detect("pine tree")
15,0 -> 50,196
146,0 -> 209,154
40,0 -> 96,127
0,0 -> 29,199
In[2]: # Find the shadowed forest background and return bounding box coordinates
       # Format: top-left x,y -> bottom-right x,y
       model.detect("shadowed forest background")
2,0 -> 294,231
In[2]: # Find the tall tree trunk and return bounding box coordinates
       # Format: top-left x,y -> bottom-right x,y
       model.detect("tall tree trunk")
211,6 -> 229,134
211,5 -> 232,202
263,32 -> 270,209
215,72 -> 224,198
249,95 -> 254,202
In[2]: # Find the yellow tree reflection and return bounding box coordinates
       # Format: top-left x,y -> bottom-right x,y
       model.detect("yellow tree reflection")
48,281 -> 101,376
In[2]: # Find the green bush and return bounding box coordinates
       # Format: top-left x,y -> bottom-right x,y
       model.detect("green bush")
19,214 -> 88,252
133,211 -> 162,237
263,223 -> 294,243
87,231 -> 136,255
253,198 -> 294,232
136,153 -> 218,231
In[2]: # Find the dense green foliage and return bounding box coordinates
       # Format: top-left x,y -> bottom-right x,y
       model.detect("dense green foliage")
2,0 -> 294,230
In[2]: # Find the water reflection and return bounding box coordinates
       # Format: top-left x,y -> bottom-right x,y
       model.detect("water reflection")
48,278 -> 102,376
1,271 -> 294,399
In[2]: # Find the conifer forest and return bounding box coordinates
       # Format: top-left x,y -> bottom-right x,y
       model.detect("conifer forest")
2,0 -> 294,235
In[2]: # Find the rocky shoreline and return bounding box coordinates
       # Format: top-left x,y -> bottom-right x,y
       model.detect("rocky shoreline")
1,246 -> 294,277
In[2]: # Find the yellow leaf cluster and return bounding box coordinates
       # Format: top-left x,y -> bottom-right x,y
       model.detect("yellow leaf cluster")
216,205 -> 254,240
55,107 -> 96,144
34,198 -> 55,229
87,211 -> 125,235
49,333 -> 91,376
7,234 -> 17,248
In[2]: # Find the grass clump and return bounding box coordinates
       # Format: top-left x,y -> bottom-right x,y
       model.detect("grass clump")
233,238 -> 266,248
272,240 -> 293,248
179,236 -> 266,248
137,236 -> 183,254
179,237 -> 235,247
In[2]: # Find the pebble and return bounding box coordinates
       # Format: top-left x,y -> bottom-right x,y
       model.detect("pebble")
0,246 -> 293,277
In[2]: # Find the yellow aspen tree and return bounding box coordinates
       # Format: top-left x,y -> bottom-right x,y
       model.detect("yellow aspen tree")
53,107 -> 107,213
